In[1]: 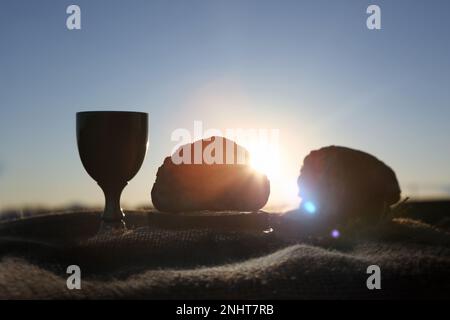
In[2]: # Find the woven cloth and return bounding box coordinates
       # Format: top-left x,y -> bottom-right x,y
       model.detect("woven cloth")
0,211 -> 449,299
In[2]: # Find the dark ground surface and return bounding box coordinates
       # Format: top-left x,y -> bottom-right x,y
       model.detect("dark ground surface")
0,201 -> 448,299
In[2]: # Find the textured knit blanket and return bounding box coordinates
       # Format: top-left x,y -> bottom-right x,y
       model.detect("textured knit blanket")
0,211 -> 449,299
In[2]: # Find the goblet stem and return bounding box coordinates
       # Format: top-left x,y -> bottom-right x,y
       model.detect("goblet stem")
100,183 -> 127,229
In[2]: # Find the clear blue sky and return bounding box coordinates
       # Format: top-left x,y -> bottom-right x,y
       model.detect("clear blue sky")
1,0 -> 450,210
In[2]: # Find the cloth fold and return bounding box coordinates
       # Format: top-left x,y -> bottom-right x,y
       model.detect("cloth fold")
0,211 -> 449,299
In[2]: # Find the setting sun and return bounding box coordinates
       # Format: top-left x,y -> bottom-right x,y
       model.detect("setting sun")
244,141 -> 300,210
248,144 -> 280,181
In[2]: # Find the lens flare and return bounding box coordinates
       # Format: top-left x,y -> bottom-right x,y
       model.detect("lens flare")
303,201 -> 316,214
331,229 -> 340,238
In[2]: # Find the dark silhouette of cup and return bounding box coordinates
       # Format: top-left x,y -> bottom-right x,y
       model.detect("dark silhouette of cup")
76,111 -> 148,228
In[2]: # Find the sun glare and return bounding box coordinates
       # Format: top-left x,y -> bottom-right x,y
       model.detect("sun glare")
248,144 -> 280,181
244,141 -> 300,210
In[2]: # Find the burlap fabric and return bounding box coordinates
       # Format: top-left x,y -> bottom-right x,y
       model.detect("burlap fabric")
0,211 -> 449,299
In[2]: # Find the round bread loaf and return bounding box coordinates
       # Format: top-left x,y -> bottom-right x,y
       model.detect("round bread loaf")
151,136 -> 270,212
297,146 -> 401,224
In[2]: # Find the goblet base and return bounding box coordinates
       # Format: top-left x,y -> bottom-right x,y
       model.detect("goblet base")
98,220 -> 127,234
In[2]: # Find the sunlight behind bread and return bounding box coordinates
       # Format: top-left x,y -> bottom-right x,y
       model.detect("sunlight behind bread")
247,141 -> 300,211
248,143 -> 280,181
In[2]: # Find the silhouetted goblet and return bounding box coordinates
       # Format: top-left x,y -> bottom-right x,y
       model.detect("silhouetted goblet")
76,111 -> 148,230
